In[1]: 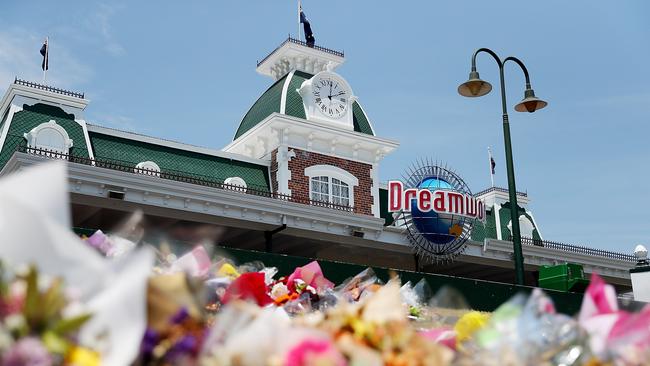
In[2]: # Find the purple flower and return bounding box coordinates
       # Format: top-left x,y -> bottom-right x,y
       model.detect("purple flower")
141,328 -> 159,355
2,337 -> 53,366
171,307 -> 189,324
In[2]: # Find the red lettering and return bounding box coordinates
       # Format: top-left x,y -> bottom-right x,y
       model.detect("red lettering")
418,189 -> 432,212
466,196 -> 477,217
447,192 -> 464,214
404,189 -> 418,211
433,191 -> 446,212
388,181 -> 403,211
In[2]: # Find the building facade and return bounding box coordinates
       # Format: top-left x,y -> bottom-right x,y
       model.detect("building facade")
0,38 -> 636,290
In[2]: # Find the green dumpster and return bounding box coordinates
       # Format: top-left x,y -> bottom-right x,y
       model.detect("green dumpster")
539,263 -> 590,293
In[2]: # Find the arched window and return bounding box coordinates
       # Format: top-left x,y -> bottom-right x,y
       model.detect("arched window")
135,161 -> 161,177
507,215 -> 536,238
224,176 -> 247,192
305,165 -> 358,207
23,120 -> 73,154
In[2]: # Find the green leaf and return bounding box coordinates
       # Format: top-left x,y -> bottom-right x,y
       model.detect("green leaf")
42,330 -> 70,355
51,313 -> 92,335
23,265 -> 41,328
41,278 -> 66,320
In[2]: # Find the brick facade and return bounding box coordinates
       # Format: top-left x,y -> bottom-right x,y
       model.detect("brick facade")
272,147 -> 373,216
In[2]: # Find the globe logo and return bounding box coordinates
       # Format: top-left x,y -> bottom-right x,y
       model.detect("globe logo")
410,177 -> 466,245
388,162 -> 483,262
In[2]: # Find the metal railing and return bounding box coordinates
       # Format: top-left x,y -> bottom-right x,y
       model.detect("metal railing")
14,78 -> 85,99
18,146 -> 360,214
475,186 -> 527,197
257,37 -> 344,67
516,236 -> 636,262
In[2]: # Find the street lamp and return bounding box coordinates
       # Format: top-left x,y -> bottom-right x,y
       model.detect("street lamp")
458,48 -> 548,285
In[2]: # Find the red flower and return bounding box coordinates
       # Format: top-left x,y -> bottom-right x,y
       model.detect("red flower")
221,272 -> 273,306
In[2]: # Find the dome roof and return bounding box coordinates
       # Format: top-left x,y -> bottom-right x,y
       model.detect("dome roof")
233,71 -> 375,140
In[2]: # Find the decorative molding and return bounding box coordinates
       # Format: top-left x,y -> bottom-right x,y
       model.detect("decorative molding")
279,70 -> 295,114
224,113 -> 398,165
0,104 -> 22,152
276,145 -> 296,195
24,120 -> 73,153
370,163 -> 380,218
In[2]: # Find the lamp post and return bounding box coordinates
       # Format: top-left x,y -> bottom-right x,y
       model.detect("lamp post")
458,48 -> 547,285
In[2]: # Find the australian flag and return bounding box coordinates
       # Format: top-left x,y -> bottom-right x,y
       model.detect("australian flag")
39,39 -> 48,71
300,8 -> 315,47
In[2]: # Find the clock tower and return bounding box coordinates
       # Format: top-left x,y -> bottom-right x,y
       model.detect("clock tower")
224,38 -> 399,218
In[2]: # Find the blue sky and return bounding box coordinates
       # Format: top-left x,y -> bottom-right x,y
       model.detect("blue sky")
1,1 -> 648,252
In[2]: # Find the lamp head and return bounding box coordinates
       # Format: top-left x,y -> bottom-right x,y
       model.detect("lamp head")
515,88 -> 548,113
458,71 -> 492,97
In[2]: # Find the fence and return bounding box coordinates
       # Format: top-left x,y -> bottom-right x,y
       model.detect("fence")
18,146 -> 360,214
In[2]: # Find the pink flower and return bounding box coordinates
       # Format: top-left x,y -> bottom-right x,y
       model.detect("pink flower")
419,327 -> 456,350
286,339 -> 347,366
287,261 -> 334,293
2,337 -> 53,366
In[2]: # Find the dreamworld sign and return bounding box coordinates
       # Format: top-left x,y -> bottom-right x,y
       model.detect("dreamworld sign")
387,181 -> 487,222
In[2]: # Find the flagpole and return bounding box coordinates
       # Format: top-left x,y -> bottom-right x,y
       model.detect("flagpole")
297,0 -> 302,40
488,146 -> 495,188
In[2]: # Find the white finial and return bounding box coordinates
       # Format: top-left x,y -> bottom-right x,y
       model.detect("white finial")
634,244 -> 648,260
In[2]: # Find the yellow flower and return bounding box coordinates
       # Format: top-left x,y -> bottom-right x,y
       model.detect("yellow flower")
66,346 -> 101,366
217,263 -> 240,279
454,311 -> 490,346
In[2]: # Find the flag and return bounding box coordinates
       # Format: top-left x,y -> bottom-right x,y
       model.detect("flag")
40,38 -> 48,71
300,8 -> 315,47
490,156 -> 496,174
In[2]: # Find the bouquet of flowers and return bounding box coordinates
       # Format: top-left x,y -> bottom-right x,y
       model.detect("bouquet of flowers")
0,262 -> 98,366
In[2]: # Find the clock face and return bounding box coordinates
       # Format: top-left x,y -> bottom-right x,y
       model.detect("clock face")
312,76 -> 349,119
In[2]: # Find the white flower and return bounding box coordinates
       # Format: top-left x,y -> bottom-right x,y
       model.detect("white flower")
270,283 -> 289,300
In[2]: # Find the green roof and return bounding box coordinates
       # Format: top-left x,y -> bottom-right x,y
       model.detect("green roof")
234,71 -> 375,140
89,132 -> 271,192
0,103 -> 90,169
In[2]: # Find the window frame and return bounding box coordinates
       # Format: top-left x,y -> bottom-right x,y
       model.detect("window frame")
305,165 -> 358,207
23,120 -> 73,154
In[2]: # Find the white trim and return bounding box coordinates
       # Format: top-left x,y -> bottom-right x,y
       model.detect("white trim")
304,165 -> 358,186
493,203 -> 503,241
370,163 -> 380,218
0,84 -> 89,119
0,104 -> 22,152
224,176 -> 248,192
86,124 -> 270,167
75,119 -> 95,159
135,161 -> 161,177
279,70 -> 295,114
526,210 -> 544,240
24,120 -> 73,153
223,113 -> 399,164
276,145 -> 295,195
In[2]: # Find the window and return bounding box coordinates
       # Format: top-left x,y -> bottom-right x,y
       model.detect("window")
331,178 -> 350,206
305,165 -> 358,207
24,120 -> 73,154
224,176 -> 247,192
135,161 -> 161,177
